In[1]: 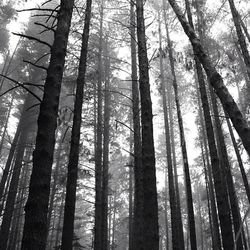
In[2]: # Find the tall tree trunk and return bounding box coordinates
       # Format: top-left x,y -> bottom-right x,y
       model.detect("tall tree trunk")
0,123 -> 28,250
128,138 -> 133,250
136,1 -> 159,248
0,95 -> 14,159
228,0 -> 250,82
130,2 -> 143,250
101,38 -> 111,250
226,115 -> 250,204
165,17 -> 197,250
197,192 -> 204,250
159,12 -> 184,250
209,87 -> 244,249
61,1 -> 92,249
167,0 -> 250,157
94,1 -> 104,249
183,0 -> 235,248
21,0 -> 74,248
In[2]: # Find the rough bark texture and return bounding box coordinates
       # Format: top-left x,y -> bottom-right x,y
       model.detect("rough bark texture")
21,0 -> 74,248
130,2 -> 143,250
136,0 -> 159,249
61,1 -> 92,249
168,0 -> 250,157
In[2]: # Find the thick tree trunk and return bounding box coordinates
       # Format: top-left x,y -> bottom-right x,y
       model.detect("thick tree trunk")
136,0 -> 159,249
61,1 -> 92,249
94,2 -> 104,250
168,0 -> 250,157
130,2 -> 143,250
21,0 -> 74,248
165,19 -> 197,250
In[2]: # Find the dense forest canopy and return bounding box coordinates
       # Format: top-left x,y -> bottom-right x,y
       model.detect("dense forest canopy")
0,0 -> 250,249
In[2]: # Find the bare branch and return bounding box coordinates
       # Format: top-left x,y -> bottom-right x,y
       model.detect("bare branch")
16,8 -> 59,13
23,59 -> 48,71
34,22 -> 56,33
12,33 -> 52,48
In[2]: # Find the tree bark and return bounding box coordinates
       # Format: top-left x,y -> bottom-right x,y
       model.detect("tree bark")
61,1 -> 92,249
94,2 -> 104,249
130,2 -> 143,250
136,0 -> 159,249
21,0 -> 74,248
168,0 -> 250,157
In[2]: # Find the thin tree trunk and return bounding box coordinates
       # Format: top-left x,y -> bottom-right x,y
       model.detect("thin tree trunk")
210,87 -> 244,249
226,115 -> 250,204
165,17 -> 197,250
130,2 -> 143,250
61,1 -> 92,249
228,0 -> 250,82
94,1 -> 104,249
101,38 -> 111,250
21,0 -> 74,248
159,12 -> 184,250
136,1 -> 159,248
168,0 -> 250,157
111,192 -> 117,250
197,192 -> 204,250
0,125 -> 28,250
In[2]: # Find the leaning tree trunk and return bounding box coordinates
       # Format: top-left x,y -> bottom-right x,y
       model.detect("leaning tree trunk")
136,0 -> 159,249
168,0 -> 250,157
21,0 -> 75,249
130,2 -> 144,250
61,1 -> 92,249
165,16 -> 197,250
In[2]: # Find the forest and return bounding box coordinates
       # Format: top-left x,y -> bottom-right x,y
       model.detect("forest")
0,0 -> 250,249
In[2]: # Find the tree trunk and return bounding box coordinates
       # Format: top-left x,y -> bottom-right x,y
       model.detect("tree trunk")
61,1 -> 92,249
165,17 -> 197,250
226,115 -> 250,204
94,1 -> 104,249
101,38 -> 111,250
159,11 -> 185,249
136,1 -> 159,249
21,0 -> 74,248
209,87 -> 244,249
130,2 -> 143,250
228,0 -> 250,82
168,0 -> 250,157
0,123 -> 28,250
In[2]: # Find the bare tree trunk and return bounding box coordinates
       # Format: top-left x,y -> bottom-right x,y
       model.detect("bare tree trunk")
165,17 -> 197,250
228,0 -> 250,82
94,1 -> 104,249
61,1 -> 92,249
21,0 -> 74,248
101,38 -> 111,250
159,11 -> 184,249
130,2 -> 143,250
136,0 -> 159,249
197,192 -> 204,250
168,0 -> 250,157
